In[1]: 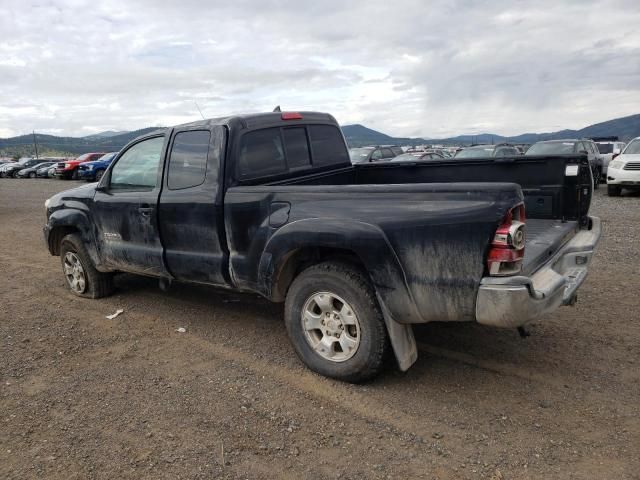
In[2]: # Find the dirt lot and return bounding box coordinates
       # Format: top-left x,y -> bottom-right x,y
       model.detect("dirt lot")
0,179 -> 638,480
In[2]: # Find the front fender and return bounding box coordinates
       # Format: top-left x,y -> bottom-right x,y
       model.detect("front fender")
45,208 -> 103,270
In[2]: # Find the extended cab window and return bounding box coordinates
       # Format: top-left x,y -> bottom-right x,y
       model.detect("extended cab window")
110,136 -> 164,190
168,130 -> 210,190
308,125 -> 350,166
239,128 -> 286,179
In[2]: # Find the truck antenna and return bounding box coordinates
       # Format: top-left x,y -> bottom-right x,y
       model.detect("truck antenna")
194,102 -> 205,120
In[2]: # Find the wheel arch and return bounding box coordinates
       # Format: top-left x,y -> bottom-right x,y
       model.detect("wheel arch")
46,210 -> 104,270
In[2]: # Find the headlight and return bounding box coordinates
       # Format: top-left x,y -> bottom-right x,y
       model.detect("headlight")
45,198 -> 51,208
609,160 -> 623,170
65,163 -> 71,168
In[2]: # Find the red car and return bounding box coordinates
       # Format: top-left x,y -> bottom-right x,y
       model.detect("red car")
55,153 -> 107,180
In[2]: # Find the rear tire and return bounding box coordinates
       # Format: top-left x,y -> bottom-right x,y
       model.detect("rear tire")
284,261 -> 389,382
59,234 -> 114,298
607,185 -> 622,197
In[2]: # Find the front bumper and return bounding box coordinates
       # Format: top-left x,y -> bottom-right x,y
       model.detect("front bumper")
475,216 -> 601,328
607,167 -> 640,186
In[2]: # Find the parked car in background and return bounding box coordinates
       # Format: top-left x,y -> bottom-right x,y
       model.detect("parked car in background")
55,153 -> 107,180
77,152 -> 118,182
17,161 -> 57,178
596,141 -> 626,177
0,162 -> 19,177
455,144 -> 521,159
391,151 -> 445,162
526,139 -> 604,187
1,158 -> 48,178
36,163 -> 56,178
606,137 -> 640,196
349,145 -> 403,164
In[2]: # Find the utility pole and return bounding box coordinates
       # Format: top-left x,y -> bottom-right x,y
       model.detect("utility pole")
32,130 -> 39,159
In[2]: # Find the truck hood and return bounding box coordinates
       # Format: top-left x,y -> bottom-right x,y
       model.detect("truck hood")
46,183 -> 97,210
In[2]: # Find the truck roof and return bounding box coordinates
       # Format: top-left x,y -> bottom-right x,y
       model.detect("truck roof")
134,111 -> 340,143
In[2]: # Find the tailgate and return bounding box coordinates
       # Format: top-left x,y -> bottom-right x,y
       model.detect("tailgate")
522,219 -> 579,275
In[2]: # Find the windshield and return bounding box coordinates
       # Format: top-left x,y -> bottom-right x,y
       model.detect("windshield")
623,139 -> 640,155
76,153 -> 92,161
526,142 -> 576,155
96,152 -> 117,163
596,143 -> 613,154
455,147 -> 495,158
349,148 -> 373,163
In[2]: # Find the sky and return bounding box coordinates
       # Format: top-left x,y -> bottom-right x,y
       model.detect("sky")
1,0 -> 639,139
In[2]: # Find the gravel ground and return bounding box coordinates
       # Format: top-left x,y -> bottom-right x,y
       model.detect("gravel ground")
1,179 -> 639,480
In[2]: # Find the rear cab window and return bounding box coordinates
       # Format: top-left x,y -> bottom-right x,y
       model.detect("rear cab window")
237,124 -> 349,181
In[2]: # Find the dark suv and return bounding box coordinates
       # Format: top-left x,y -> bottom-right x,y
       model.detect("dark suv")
349,145 -> 404,164
454,144 -> 521,159
526,139 -> 604,187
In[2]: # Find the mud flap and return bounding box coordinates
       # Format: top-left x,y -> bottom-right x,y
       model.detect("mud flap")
377,296 -> 418,371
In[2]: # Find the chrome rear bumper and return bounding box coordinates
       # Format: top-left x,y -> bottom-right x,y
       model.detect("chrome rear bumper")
475,217 -> 601,328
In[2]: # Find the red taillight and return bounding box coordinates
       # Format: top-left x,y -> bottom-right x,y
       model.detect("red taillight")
281,112 -> 303,120
487,204 -> 526,276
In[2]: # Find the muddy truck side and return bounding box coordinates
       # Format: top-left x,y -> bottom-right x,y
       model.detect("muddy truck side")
43,111 -> 601,381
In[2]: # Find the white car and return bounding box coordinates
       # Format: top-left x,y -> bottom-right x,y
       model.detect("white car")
596,141 -> 626,176
607,137 -> 640,196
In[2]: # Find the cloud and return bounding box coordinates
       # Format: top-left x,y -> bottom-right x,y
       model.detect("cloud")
0,0 -> 639,138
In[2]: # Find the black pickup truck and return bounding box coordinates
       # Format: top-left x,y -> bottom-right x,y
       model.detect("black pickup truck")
44,111 -> 601,381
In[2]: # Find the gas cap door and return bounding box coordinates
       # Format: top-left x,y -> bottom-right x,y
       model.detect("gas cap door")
269,201 -> 291,228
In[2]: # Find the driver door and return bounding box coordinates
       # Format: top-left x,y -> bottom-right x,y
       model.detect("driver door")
92,134 -> 169,277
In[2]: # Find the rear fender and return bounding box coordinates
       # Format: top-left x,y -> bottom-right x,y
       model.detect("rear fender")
260,218 -> 419,371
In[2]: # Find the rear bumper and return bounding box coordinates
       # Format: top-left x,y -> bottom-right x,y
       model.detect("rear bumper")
475,216 -> 601,328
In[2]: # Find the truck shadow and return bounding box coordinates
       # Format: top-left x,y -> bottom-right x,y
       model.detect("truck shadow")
113,272 -> 572,390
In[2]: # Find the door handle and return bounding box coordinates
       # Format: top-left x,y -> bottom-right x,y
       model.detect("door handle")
138,205 -> 154,216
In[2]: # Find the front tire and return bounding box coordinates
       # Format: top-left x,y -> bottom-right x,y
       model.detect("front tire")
59,234 -> 114,298
284,262 -> 388,382
607,185 -> 622,197
95,169 -> 105,182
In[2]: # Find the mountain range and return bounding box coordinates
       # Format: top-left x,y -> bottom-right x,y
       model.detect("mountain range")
1,113 -> 639,156
343,113 -> 640,147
